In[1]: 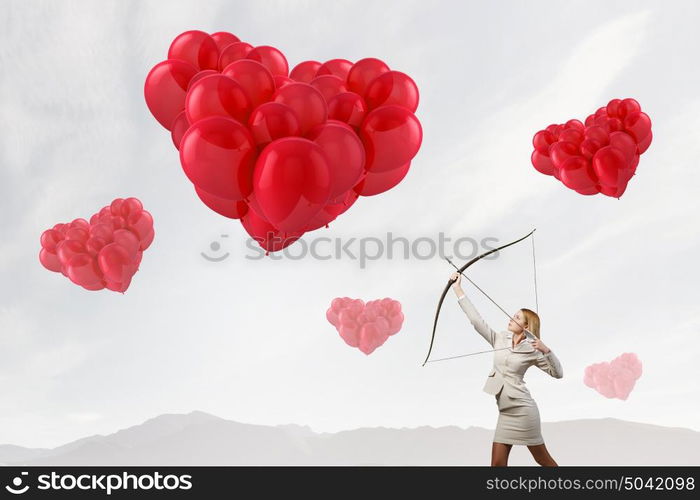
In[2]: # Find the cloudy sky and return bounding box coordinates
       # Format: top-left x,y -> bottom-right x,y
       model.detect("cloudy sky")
1,0 -> 699,449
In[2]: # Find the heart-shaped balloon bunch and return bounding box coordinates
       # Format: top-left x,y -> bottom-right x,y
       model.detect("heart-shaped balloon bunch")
144,30 -> 422,254
584,352 -> 643,400
531,98 -> 652,198
326,297 -> 404,355
39,198 -> 154,293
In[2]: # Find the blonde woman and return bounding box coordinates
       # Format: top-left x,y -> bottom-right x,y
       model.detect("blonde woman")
449,271 -> 563,466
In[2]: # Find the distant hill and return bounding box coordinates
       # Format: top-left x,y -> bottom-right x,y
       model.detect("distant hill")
1,411 -> 697,465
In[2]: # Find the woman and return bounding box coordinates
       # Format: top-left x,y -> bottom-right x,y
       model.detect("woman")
449,271 -> 563,467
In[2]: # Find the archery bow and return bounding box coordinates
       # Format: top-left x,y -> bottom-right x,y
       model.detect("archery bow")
421,229 -> 536,366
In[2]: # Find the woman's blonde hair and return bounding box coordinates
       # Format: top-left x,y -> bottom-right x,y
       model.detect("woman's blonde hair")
520,308 -> 541,339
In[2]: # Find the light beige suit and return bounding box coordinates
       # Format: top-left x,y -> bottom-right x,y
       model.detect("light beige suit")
457,293 -> 563,445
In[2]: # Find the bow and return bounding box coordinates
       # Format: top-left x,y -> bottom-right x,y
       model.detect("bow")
421,229 -> 536,366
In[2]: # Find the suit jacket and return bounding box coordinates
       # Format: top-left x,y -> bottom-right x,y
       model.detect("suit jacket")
457,294 -> 563,398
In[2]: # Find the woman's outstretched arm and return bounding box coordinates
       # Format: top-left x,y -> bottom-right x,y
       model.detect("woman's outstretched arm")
450,272 -> 498,347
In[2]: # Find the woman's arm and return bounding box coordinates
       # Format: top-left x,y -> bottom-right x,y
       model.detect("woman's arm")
533,349 -> 564,379
451,273 -> 498,347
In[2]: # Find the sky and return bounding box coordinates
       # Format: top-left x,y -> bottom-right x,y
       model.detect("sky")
1,0 -> 699,448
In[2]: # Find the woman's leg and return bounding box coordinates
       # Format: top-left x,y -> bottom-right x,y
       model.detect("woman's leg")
527,443 -> 558,466
491,442 -> 512,466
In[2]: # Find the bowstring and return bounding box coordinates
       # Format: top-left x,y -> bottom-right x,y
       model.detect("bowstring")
532,229 -> 539,313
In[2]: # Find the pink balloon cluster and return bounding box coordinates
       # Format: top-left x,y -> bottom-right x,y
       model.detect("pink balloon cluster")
39,198 -> 155,293
531,98 -> 652,198
584,352 -> 643,400
326,297 -> 404,355
144,30 -> 422,254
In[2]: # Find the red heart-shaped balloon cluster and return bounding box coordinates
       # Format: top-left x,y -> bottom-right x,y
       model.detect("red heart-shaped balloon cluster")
39,198 -> 154,293
531,98 -> 652,198
326,297 -> 404,355
144,30 -> 422,254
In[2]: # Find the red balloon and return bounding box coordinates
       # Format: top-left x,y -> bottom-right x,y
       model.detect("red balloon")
584,125 -> 610,145
111,198 -> 134,217
347,58 -> 391,96
89,223 -> 114,243
171,111 -> 190,150
532,130 -> 554,154
637,131 -> 652,154
592,146 -> 628,187
273,83 -> 328,135
310,75 -> 348,103
559,157 -> 597,191
222,59 -> 275,108
274,75 -> 294,89
252,137 -> 331,232
304,191 -> 359,231
304,208 -> 339,232
246,191 -> 268,221
316,59 -> 353,80
290,60 -> 322,83
39,248 -> 62,272
564,119 -> 585,131
40,228 -> 63,252
608,131 -> 637,162
599,184 -> 627,198
328,92 -> 367,129
559,128 -> 584,145
185,74 -> 251,125
531,150 -> 555,175
307,121 -> 365,199
179,117 -> 257,200
579,138 -> 602,159
210,31 -> 240,51
360,105 -> 422,172
144,59 -> 199,130
327,189 -> 360,211
606,99 -> 622,118
575,186 -> 599,196
248,102 -> 301,148
105,275 -> 131,293
187,70 -> 219,90
240,208 -> 303,254
66,253 -> 104,289
195,185 -> 249,219
113,229 -> 140,259
65,226 -> 89,243
85,236 -> 107,257
364,71 -> 419,112
98,243 -> 134,284
619,98 -> 641,118
548,141 -> 579,170
56,239 -> 87,272
623,111 -> 652,143
218,42 -> 253,71
168,30 -> 219,71
139,228 -> 155,252
353,162 -> 411,196
246,45 -> 289,77
126,211 -> 155,250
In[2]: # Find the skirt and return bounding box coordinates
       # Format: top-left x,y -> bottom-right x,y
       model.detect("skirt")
493,390 -> 544,446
